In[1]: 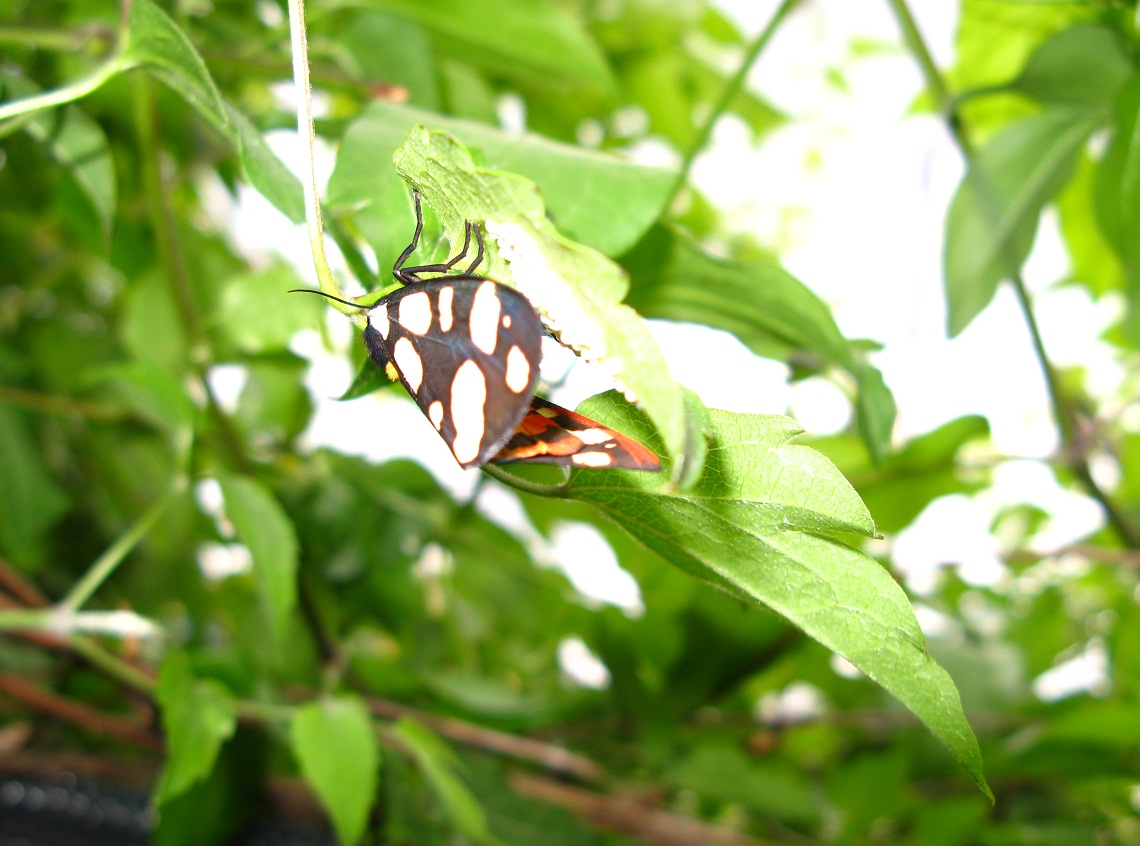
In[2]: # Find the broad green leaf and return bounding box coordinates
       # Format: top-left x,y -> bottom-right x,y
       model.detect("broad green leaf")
945,107 -> 1100,336
391,719 -> 494,844
124,0 -> 302,222
391,127 -> 691,475
291,696 -> 379,846
218,475 -> 298,643
1012,25 -> 1132,108
89,363 -> 195,440
368,0 -> 616,100
155,651 -> 238,804
340,12 -> 441,110
560,395 -> 990,798
0,407 -> 69,567
1,71 -> 116,246
123,0 -> 230,136
215,265 -> 320,354
328,102 -> 676,258
624,226 -> 896,462
667,742 -> 820,824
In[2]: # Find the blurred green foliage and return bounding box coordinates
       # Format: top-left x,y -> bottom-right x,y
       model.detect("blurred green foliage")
1,1 -> 1139,844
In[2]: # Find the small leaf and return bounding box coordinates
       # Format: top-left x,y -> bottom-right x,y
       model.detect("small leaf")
391,719 -> 494,844
90,363 -> 195,440
945,107 -> 1101,336
852,361 -> 897,466
851,415 -> 991,534
391,128 -> 689,474
1012,24 -> 1131,108
291,696 -> 378,846
0,407 -> 69,567
563,400 -> 990,798
625,227 -> 896,462
217,475 -> 298,643
226,105 -> 305,224
155,651 -> 238,804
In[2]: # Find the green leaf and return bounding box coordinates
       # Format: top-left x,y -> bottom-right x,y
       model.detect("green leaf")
216,265 -> 320,354
391,127 -> 691,474
1095,73 -> 1140,336
0,407 -> 70,567
371,0 -> 616,101
91,363 -> 195,440
1059,153 -> 1125,296
123,0 -> 230,137
562,398 -> 990,798
328,102 -> 675,258
848,415 -> 991,534
1,71 -> 116,247
1012,25 -> 1132,108
624,226 -> 896,462
124,0 -> 302,222
155,651 -> 238,804
391,719 -> 495,844
945,107 -> 1101,336
290,696 -> 379,846
217,475 -> 298,643
226,105 -> 305,224
851,361 -> 897,466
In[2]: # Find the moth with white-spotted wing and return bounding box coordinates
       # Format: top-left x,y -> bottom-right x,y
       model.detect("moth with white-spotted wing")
293,192 -> 660,472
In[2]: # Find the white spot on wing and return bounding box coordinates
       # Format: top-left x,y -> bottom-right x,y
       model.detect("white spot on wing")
393,337 -> 423,393
438,286 -> 454,332
399,291 -> 433,335
428,400 -> 444,431
572,452 -> 613,467
369,306 -> 389,340
505,345 -> 531,394
450,360 -> 487,465
575,428 -> 614,445
469,281 -> 501,355
502,314 -> 512,328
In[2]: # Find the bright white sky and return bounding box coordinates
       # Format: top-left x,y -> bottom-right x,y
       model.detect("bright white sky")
209,0 -> 1115,696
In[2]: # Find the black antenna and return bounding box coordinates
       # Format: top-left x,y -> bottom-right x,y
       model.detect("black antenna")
287,289 -> 370,310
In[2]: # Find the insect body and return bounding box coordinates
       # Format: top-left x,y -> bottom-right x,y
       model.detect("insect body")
362,274 -> 543,468
296,191 -> 660,472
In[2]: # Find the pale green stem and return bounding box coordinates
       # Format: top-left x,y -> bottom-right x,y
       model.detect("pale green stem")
59,475 -> 187,612
287,0 -> 348,308
672,0 -> 802,203
481,465 -> 569,498
0,54 -> 130,123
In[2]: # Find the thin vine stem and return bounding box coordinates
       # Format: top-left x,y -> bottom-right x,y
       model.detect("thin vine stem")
671,0 -> 802,204
481,465 -> 570,498
59,478 -> 186,612
287,0 -> 345,307
886,0 -> 1140,548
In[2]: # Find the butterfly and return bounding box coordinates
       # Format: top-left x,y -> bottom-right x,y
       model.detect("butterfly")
294,192 -> 660,472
